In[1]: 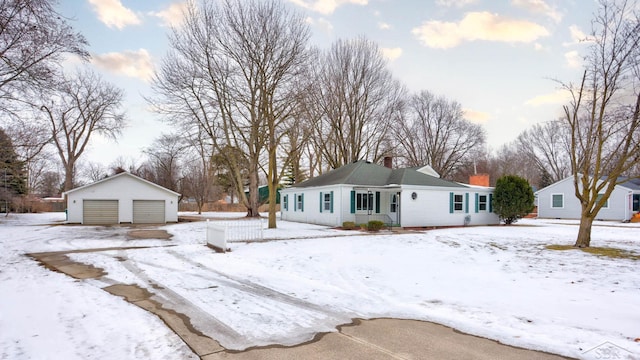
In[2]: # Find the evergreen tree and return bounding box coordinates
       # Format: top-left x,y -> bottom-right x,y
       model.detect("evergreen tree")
0,128 -> 27,210
493,175 -> 535,225
539,167 -> 554,189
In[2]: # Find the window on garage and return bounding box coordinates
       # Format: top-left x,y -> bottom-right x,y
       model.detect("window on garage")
551,194 -> 563,208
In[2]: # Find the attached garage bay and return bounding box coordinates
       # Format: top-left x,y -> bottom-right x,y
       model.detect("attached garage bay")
83,200 -> 119,225
133,200 -> 165,224
64,172 -> 180,225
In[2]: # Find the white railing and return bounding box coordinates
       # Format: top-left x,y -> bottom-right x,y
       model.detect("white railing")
206,219 -> 264,252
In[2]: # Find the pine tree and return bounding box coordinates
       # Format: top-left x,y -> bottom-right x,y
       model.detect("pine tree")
0,128 -> 27,204
493,175 -> 535,225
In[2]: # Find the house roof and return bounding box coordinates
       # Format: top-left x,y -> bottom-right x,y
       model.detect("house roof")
615,177 -> 640,191
292,161 -> 467,188
63,171 -> 181,196
535,174 -> 640,194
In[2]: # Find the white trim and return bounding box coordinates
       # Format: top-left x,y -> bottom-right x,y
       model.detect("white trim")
551,193 -> 564,208
63,172 -> 181,197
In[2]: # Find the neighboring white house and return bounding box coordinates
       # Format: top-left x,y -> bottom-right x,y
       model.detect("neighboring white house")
535,175 -> 640,221
280,160 -> 499,227
64,172 -> 180,225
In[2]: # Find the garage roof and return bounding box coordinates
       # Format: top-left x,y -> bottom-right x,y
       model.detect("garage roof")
63,172 -> 181,197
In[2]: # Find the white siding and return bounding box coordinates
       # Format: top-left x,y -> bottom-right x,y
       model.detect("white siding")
66,173 -> 179,224
399,186 -> 499,227
281,185 -> 499,227
280,185 -> 344,227
536,175 -> 633,221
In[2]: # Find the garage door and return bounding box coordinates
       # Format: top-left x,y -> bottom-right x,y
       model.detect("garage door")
83,200 -> 119,225
133,200 -> 165,224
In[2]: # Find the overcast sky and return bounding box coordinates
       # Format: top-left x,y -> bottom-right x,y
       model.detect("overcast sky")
57,0 -> 596,167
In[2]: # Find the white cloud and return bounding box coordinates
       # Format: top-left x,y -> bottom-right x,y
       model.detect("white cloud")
511,0 -> 562,23
381,47 -> 402,61
463,109 -> 490,124
534,42 -> 544,51
563,24 -> 595,46
306,17 -> 334,33
524,89 -> 571,106
91,49 -> 154,82
287,0 -> 368,15
378,22 -> 391,30
564,50 -> 582,68
436,0 -> 478,8
149,1 -> 188,28
87,0 -> 141,30
412,12 -> 549,49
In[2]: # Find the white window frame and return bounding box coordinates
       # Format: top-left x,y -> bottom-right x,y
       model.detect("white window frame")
323,193 -> 331,211
551,193 -> 564,208
596,194 -> 609,209
453,194 -> 464,212
478,194 -> 488,211
297,194 -> 303,211
356,192 -> 373,212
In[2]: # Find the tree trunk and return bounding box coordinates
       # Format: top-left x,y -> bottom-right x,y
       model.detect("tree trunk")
246,165 -> 260,218
63,160 -> 75,192
574,213 -> 594,248
267,132 -> 278,229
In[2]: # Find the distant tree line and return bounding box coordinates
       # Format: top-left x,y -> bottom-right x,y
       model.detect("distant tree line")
1,0 -> 639,248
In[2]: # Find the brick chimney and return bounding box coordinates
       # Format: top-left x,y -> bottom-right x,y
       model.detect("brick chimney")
383,156 -> 393,169
469,173 -> 490,187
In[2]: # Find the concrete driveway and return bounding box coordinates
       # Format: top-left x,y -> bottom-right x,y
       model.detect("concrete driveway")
30,227 -> 574,360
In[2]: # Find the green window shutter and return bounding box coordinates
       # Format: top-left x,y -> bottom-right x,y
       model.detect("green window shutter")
350,190 -> 356,213
489,193 -> 493,212
449,192 -> 454,213
375,192 -> 380,213
294,193 -> 297,211
475,193 -> 479,213
319,192 -> 323,213
284,195 -> 288,211
301,193 -> 304,212
465,193 -> 469,213
330,191 -> 334,213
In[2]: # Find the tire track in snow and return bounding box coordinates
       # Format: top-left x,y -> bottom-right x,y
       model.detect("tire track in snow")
113,249 -> 245,348
165,249 -> 354,320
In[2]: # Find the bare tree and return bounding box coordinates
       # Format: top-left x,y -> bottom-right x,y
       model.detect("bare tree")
562,0 -> 640,247
35,170 -> 62,197
80,161 -> 108,183
142,133 -> 187,192
303,37 -> 405,170
4,117 -> 52,194
491,142 -> 539,185
39,68 -> 126,191
515,120 -> 571,183
0,0 -> 87,114
150,0 -> 310,227
394,90 -> 485,179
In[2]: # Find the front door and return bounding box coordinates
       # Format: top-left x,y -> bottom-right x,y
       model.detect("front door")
389,192 -> 400,225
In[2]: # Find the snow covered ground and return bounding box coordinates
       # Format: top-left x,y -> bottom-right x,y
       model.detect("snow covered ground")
1,212 -> 638,359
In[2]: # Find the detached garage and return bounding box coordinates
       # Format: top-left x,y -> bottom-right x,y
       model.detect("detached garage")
64,172 -> 180,225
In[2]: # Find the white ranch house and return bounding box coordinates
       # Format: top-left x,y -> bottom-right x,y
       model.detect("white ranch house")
535,175 -> 640,221
64,172 -> 180,225
280,160 -> 499,227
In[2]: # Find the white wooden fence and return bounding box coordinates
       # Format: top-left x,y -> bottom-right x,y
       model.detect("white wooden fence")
206,219 -> 264,252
